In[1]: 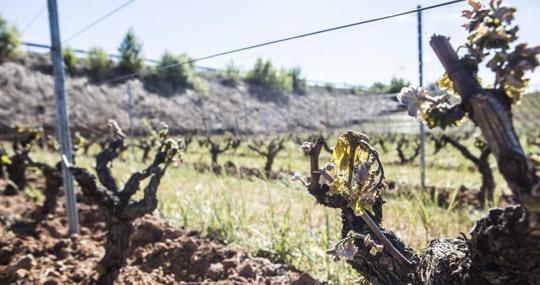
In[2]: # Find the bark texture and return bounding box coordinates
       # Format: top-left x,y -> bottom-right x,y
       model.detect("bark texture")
306,139 -> 540,284
68,130 -> 175,285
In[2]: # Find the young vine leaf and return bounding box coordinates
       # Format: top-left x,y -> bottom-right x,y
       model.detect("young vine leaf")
324,131 -> 384,216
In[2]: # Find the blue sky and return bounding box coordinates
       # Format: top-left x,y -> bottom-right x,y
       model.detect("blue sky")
2,0 -> 540,90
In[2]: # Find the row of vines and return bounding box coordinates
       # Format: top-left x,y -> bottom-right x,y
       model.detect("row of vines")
1,0 -> 539,284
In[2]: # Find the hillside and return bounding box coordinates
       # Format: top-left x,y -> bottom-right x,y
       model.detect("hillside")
0,53 -> 405,136
0,53 -> 537,137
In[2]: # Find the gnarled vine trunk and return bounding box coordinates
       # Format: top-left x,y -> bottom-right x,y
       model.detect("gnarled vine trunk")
30,161 -> 63,217
396,137 -> 420,164
68,124 -> 176,285
477,149 -> 495,207
4,153 -> 28,195
441,135 -> 495,207
97,219 -> 135,285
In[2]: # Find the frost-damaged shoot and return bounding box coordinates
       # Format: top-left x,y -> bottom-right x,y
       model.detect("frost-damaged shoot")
67,120 -> 181,285
297,131 -> 416,283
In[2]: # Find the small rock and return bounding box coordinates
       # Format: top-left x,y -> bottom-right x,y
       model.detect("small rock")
260,264 -> 278,276
206,263 -> 224,280
9,254 -> 35,272
291,272 -> 318,285
15,268 -> 28,279
222,258 -> 237,271
238,263 -> 255,279
230,276 -> 248,283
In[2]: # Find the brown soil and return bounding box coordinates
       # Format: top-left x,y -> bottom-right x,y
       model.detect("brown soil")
0,181 -> 319,285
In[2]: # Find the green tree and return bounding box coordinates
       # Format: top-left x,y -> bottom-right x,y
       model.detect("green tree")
118,28 -> 143,73
368,82 -> 387,93
86,46 -> 111,80
387,77 -> 410,93
0,16 -> 20,62
156,51 -> 195,89
368,77 -> 409,94
63,47 -> 77,74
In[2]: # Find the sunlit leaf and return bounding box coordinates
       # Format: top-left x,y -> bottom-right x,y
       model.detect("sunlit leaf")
332,136 -> 350,171
353,199 -> 365,216
438,73 -> 456,95
1,155 -> 11,165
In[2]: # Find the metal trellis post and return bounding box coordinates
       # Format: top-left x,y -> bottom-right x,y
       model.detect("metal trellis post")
47,0 -> 80,234
127,81 -> 135,160
417,4 -> 426,190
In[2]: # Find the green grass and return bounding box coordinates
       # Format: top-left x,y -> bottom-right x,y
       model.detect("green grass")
23,132 -> 535,284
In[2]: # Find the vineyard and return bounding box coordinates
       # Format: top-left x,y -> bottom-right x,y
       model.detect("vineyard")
1,0 -> 540,284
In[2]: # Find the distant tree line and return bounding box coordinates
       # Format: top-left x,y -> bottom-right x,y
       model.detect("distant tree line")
1,14 -> 412,96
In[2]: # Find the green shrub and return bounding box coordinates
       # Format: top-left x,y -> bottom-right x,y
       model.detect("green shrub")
246,58 -> 293,93
275,68 -> 293,93
118,28 -> 143,73
63,47 -> 77,74
369,77 -> 410,94
86,46 -> 111,80
221,60 -> 242,86
288,67 -> 306,94
193,77 -> 209,96
156,51 -> 196,89
0,16 -> 20,62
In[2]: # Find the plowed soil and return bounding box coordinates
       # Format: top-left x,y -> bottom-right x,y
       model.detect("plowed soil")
0,182 -> 319,285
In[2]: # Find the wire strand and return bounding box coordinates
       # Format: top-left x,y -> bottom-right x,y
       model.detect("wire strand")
22,5 -> 46,34
63,0 -> 136,44
99,0 -> 465,85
